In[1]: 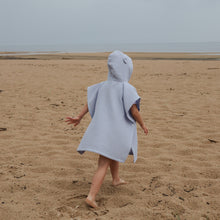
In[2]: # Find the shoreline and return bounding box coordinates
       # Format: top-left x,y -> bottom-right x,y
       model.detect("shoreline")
0,51 -> 220,60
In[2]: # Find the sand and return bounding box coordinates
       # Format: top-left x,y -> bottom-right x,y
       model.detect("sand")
0,52 -> 220,219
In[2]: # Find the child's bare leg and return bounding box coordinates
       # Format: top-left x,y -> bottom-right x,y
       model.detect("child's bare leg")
110,160 -> 127,186
86,155 -> 110,208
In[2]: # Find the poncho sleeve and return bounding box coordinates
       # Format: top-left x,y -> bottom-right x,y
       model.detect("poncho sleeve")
123,82 -> 141,123
87,82 -> 104,118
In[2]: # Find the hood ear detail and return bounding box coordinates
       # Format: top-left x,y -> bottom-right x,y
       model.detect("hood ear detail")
123,58 -> 127,64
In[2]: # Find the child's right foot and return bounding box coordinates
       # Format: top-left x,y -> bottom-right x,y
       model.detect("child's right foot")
112,178 -> 127,186
85,197 -> 98,208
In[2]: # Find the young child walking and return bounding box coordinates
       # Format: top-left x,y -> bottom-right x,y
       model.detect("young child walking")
65,50 -> 148,208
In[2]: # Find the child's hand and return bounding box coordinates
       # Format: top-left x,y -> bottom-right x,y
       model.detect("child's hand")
142,125 -> 148,135
65,116 -> 81,126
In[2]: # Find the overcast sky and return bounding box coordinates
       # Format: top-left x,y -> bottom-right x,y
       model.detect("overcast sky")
0,0 -> 220,45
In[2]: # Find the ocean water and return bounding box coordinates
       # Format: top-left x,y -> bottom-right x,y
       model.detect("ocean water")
0,42 -> 220,53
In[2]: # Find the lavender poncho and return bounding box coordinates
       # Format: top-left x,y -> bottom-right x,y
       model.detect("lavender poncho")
77,50 -> 140,163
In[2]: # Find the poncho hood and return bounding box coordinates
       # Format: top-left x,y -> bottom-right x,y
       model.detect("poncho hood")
107,50 -> 133,82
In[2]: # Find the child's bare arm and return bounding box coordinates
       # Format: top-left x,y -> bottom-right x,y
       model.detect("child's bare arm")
130,104 -> 148,135
78,103 -> 89,119
65,103 -> 89,126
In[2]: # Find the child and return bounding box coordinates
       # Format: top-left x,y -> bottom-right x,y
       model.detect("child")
65,50 -> 148,208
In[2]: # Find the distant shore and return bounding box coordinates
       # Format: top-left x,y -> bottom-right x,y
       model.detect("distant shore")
0,52 -> 220,60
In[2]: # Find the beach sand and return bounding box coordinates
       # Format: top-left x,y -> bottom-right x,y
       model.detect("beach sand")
0,53 -> 220,219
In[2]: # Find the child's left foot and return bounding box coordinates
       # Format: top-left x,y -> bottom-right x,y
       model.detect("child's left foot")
112,178 -> 127,186
85,197 -> 98,208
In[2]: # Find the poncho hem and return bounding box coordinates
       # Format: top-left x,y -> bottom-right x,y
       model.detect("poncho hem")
77,147 -> 129,163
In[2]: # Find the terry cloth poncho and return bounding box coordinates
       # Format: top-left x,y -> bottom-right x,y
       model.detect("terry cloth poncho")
77,50 -> 140,163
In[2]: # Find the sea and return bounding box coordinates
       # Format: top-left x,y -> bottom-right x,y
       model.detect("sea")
1,42 -> 220,54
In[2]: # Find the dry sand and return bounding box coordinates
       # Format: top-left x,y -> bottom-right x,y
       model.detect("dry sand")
0,52 -> 220,219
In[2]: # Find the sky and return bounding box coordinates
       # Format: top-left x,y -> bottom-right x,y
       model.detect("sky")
0,0 -> 220,45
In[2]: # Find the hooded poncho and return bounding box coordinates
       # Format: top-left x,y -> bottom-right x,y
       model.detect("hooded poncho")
77,50 -> 140,163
